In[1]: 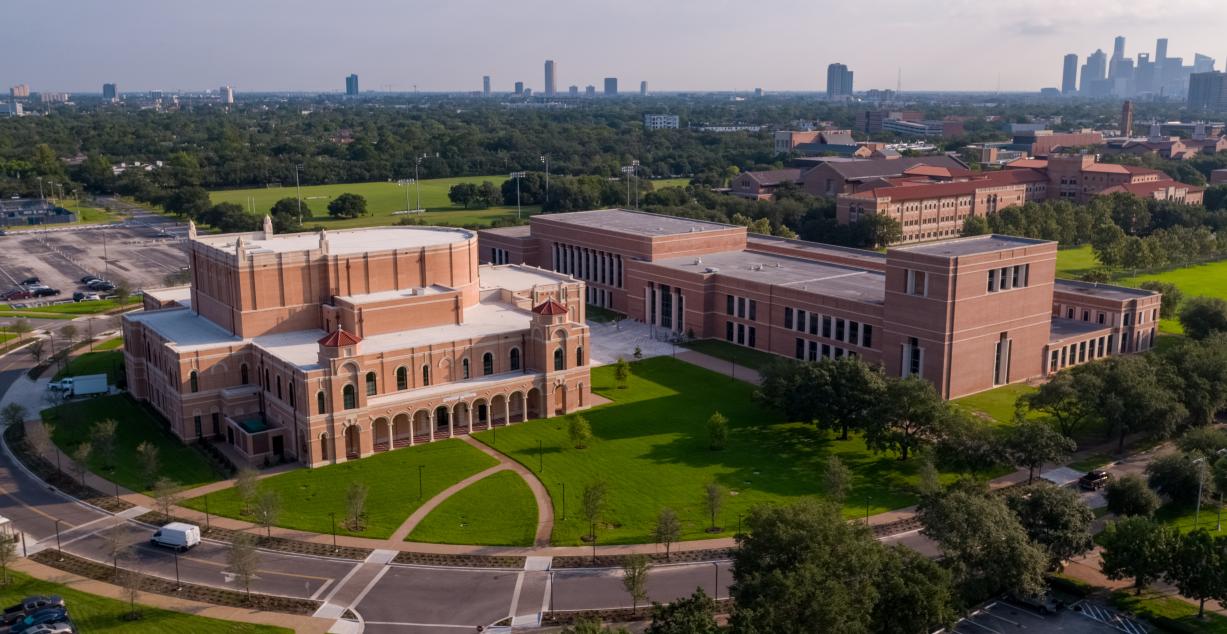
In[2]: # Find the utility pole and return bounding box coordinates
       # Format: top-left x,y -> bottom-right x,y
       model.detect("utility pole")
510,172 -> 526,220
540,154 -> 550,204
294,164 -> 304,223
415,154 -> 429,211
621,165 -> 634,207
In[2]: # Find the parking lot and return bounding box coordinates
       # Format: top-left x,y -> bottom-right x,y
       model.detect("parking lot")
0,223 -> 187,299
949,600 -> 1135,634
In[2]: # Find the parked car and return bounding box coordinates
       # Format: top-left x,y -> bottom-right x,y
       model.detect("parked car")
78,276 -> 100,285
8,607 -> 69,634
18,278 -> 39,287
1,597 -> 63,626
30,288 -> 59,298
1,289 -> 31,301
86,281 -> 114,292
151,522 -> 201,551
18,623 -> 74,634
70,292 -> 100,302
1078,469 -> 1111,491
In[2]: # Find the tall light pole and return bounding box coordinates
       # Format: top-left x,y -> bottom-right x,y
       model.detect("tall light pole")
539,155 -> 550,204
621,165 -> 634,207
631,160 -> 640,208
36,177 -> 44,201
400,179 -> 414,213
415,155 -> 428,211
1195,457 -> 1207,527
510,172 -> 526,220
294,164 -> 304,223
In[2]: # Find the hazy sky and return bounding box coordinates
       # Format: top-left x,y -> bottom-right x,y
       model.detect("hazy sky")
4,0 -> 1225,93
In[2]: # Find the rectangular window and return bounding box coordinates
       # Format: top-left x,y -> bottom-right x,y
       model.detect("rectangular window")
834,347 -> 845,358
988,269 -> 997,292
999,267 -> 1011,290
194,415 -> 202,438
1067,307 -> 1075,319
908,337 -> 922,377
1060,347 -> 1067,366
726,321 -> 734,341
809,341 -> 818,361
737,323 -> 745,345
822,344 -> 831,358
726,294 -> 734,315
1012,265 -> 1023,288
649,285 -> 657,325
849,321 -> 860,346
808,315 -> 818,336
1123,313 -> 1132,326
784,307 -> 793,329
835,319 -> 846,342
822,316 -> 832,339
907,270 -> 927,296
748,327 -> 757,348
1050,350 -> 1059,372
1079,341 -> 1087,363
660,286 -> 673,329
796,310 -> 807,332
737,297 -> 746,318
1108,334 -> 1115,353
1097,312 -> 1105,324
795,338 -> 805,359
863,325 -> 873,349
749,300 -> 757,321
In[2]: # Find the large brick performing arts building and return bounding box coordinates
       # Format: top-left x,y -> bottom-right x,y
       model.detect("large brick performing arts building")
481,209 -> 1160,398
124,219 -> 591,467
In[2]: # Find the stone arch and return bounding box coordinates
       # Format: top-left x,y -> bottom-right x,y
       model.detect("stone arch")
319,433 -> 330,462
434,405 -> 451,434
437,357 -> 452,383
526,387 -> 542,419
508,391 -> 525,423
343,424 -> 360,459
554,384 -> 566,415
491,394 -> 508,426
472,398 -> 489,429
392,412 -> 412,447
453,402 -> 471,432
412,409 -> 432,439
372,417 -> 391,452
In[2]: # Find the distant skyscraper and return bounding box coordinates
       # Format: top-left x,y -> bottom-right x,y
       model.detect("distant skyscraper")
345,74 -> 359,96
640,81 -> 647,96
1188,72 -> 1227,111
826,63 -> 853,99
1121,100 -> 1134,136
1112,36 -> 1125,62
568,85 -> 579,97
1080,49 -> 1107,94
1156,38 -> 1169,63
604,77 -> 618,96
482,75 -> 490,96
1193,54 -> 1216,73
9,84 -> 29,99
514,81 -> 524,95
1062,54 -> 1079,94
544,60 -> 556,96
220,85 -> 234,104
585,85 -> 596,97
102,83 -> 117,100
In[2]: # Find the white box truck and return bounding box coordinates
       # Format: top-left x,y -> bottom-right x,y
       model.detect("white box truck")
151,522 -> 201,551
46,374 -> 107,397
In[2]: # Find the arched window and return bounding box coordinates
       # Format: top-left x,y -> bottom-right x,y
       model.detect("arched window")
509,348 -> 521,371
343,384 -> 356,409
462,358 -> 470,379
240,364 -> 249,385
575,346 -> 584,367
365,371 -> 377,396
189,371 -> 199,393
317,390 -> 326,415
276,376 -> 282,399
554,347 -> 564,371
396,366 -> 407,390
422,365 -> 430,386
482,352 -> 494,376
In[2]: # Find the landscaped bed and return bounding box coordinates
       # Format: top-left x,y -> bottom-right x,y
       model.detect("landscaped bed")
407,470 -> 538,547
181,438 -> 499,538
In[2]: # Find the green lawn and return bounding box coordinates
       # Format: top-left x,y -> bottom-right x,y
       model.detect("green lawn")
1118,259 -> 1227,335
650,178 -> 691,190
0,298 -> 138,318
475,357 -> 984,546
1055,245 -> 1100,278
585,304 -> 623,324
208,177 -> 541,229
95,336 -> 125,351
44,395 -> 222,491
181,438 -> 498,538
55,349 -> 124,383
952,382 -> 1037,426
407,470 -> 538,547
1155,502 -> 1227,534
679,339 -> 783,371
1112,589 -> 1227,633
0,571 -> 289,633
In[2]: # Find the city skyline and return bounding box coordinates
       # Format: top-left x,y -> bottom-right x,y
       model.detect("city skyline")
3,0 -> 1226,94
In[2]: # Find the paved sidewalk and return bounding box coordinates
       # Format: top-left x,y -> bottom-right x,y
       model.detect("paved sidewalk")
459,434 -> 556,546
674,349 -> 762,385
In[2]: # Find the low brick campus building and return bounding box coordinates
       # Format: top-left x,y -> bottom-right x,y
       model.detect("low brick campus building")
480,209 -> 1161,400
124,219 -> 592,467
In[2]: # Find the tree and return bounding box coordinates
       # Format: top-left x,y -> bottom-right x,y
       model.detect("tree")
136,441 -> 159,489
151,477 -> 182,519
646,587 -> 719,634
162,187 -> 211,219
864,376 -> 948,460
119,562 -> 143,621
478,181 -> 501,208
252,489 -> 281,537
706,411 -> 728,450
871,546 -> 958,634
1161,335 -> 1227,427
327,193 -> 368,218
613,357 -> 631,388
1006,483 -> 1094,568
91,419 -> 118,470
71,441 -> 91,485
228,532 -> 260,601
10,319 -> 30,344
346,481 -> 369,531
24,422 -> 52,471
816,357 -> 886,440
933,409 -> 1004,474
823,456 -> 851,504
1165,528 -> 1227,619
622,554 -> 650,613
1022,369 -> 1099,439
1003,419 -> 1076,484
581,481 -> 607,543
1141,281 -> 1184,319
448,182 -> 479,208
234,467 -> 259,515
0,403 -> 26,427
1180,296 -> 1227,340
26,339 -> 45,365
1090,355 -> 1185,452
60,323 -> 78,348
1100,516 -> 1175,595
568,416 -> 593,449
0,535 -> 15,584
919,485 -> 1048,600
653,508 -> 681,560
731,500 -> 882,634
1178,426 -> 1227,457
1148,452 -> 1214,506
269,198 -> 306,232
1105,474 -> 1161,518
962,215 -> 990,236
703,482 -> 725,532
561,619 -> 630,634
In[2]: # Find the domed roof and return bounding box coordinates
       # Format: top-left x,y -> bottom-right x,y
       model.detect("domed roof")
317,327 -> 362,347
532,299 -> 569,316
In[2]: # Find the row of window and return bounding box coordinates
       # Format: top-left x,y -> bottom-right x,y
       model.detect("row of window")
725,321 -> 757,348
783,308 -> 874,349
1058,305 -> 1157,327
725,294 -> 757,321
553,242 -> 623,288
648,283 -> 684,332
794,338 -> 858,362
987,264 -> 1030,293
490,247 -> 512,265
1050,334 -> 1114,372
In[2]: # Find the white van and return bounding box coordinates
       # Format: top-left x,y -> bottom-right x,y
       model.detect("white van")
151,522 -> 201,551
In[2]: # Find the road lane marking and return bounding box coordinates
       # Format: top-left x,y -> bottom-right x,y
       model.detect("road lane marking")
507,569 -> 526,619
348,565 -> 388,609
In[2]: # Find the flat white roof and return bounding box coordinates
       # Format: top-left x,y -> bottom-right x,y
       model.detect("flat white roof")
143,286 -> 192,303
478,265 -> 573,292
196,226 -> 473,256
126,308 -> 241,350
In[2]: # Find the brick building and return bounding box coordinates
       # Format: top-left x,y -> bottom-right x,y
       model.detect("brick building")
479,209 -> 1160,400
729,169 -> 803,199
124,220 -> 592,467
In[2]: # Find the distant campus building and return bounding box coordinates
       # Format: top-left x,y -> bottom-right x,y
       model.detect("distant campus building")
0,199 -> 76,226
124,220 -> 592,467
480,209 -> 1161,400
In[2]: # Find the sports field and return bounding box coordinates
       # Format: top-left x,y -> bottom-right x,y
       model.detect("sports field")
209,176 -> 539,229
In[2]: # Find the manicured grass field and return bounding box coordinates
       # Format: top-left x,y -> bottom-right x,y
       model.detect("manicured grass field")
181,439 -> 498,538
209,177 -> 541,229
650,178 -> 691,190
407,470 -> 538,547
1155,502 -> 1227,534
1055,245 -> 1100,278
679,339 -> 783,371
1112,589 -> 1227,633
0,571 -> 290,633
475,357 -> 985,546
1118,259 -> 1227,334
0,298 -> 138,318
54,348 -> 124,383
95,336 -> 125,351
585,304 -> 623,324
44,395 -> 222,491
952,383 -> 1037,426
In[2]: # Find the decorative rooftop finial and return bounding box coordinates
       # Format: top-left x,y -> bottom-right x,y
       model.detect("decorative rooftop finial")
187,220 -> 197,239
263,214 -> 274,237
235,235 -> 246,258
319,228 -> 329,254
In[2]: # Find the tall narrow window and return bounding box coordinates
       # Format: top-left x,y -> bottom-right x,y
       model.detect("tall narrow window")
483,352 -> 494,375
554,347 -> 565,371
422,365 -> 430,386
276,376 -> 282,399
784,307 -> 794,329
462,358 -> 471,379
317,390 -> 326,414
342,384 -> 356,409
365,371 -> 377,396
575,346 -> 585,366
189,371 -> 199,393
509,348 -> 521,371
240,364 -> 249,385
396,366 -> 407,390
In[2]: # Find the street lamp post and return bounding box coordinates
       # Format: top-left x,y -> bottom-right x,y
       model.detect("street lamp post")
1194,458 -> 1207,527
54,519 -> 62,561
329,512 -> 338,552
620,165 -> 635,207
540,155 -> 550,203
294,164 -> 304,223
510,172 -> 526,220
415,155 -> 428,210
418,465 -> 425,499
173,549 -> 181,591
712,562 -> 720,600
631,160 -> 640,208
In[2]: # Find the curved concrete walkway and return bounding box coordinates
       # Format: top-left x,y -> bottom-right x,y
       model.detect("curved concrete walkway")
389,435 -> 555,546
